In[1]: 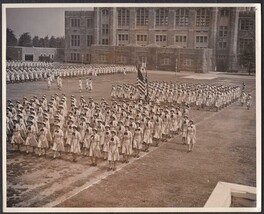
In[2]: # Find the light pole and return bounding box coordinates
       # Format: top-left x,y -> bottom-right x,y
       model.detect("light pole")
82,54 -> 84,64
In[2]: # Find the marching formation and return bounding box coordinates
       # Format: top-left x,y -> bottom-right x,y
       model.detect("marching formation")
7,93 -> 196,170
111,81 -> 241,111
6,61 -> 136,84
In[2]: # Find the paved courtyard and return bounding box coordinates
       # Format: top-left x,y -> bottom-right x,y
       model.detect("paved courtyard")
5,71 -> 257,208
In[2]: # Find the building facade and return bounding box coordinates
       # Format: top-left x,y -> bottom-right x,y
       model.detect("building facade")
64,7 -> 255,72
7,46 -> 63,62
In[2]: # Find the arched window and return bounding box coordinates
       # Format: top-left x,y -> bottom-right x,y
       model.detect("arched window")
155,8 -> 169,26
136,8 -> 149,26
118,8 -> 130,26
175,8 -> 189,26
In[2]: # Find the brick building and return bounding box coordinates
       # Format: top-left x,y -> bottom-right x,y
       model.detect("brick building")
7,46 -> 63,62
64,7 -> 255,72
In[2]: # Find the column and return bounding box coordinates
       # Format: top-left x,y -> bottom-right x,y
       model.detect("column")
209,8 -> 218,71
228,8 -> 239,71
93,8 -> 100,45
187,8 -> 196,48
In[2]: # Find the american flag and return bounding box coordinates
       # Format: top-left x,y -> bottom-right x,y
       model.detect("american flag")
136,66 -> 147,97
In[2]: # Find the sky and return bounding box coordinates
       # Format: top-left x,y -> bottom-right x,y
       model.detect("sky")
6,8 -> 92,38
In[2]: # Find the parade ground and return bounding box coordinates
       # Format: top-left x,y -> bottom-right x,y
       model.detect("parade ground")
5,71 -> 257,208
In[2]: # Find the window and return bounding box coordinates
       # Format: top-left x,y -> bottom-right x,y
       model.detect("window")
99,54 -> 106,62
155,8 -> 169,26
175,8 -> 189,26
218,41 -> 227,49
118,34 -> 129,45
182,59 -> 193,66
196,8 -> 210,26
136,8 -> 149,26
175,35 -> 187,47
87,35 -> 93,47
239,18 -> 254,31
118,8 -> 130,27
118,34 -> 129,41
195,35 -> 208,48
156,35 -> 167,42
71,53 -> 80,61
71,35 -> 80,47
161,58 -> 170,65
102,38 -> 109,45
220,9 -> 229,16
239,38 -> 253,51
117,55 -> 127,63
102,9 -> 109,16
136,34 -> 148,44
87,18 -> 93,28
102,24 -> 109,35
217,55 -> 226,59
155,35 -> 167,46
219,26 -> 228,37
71,18 -> 80,27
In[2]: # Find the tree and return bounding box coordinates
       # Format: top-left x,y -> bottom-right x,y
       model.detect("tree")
18,32 -> 32,47
55,36 -> 65,48
44,36 -> 49,47
32,36 -> 39,47
39,38 -> 45,47
7,28 -> 17,46
49,36 -> 57,48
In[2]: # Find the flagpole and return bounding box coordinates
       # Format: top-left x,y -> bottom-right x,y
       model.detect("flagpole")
144,64 -> 149,103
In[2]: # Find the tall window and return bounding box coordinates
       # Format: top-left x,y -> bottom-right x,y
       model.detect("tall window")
71,35 -> 80,47
219,26 -> 228,37
239,19 -> 254,31
71,53 -> 80,61
175,8 -> 189,26
195,35 -> 208,48
155,8 -> 169,26
71,18 -> 80,27
87,18 -> 93,28
196,8 -> 210,26
87,35 -> 93,47
136,8 -> 149,26
102,24 -> 109,35
118,8 -> 130,27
